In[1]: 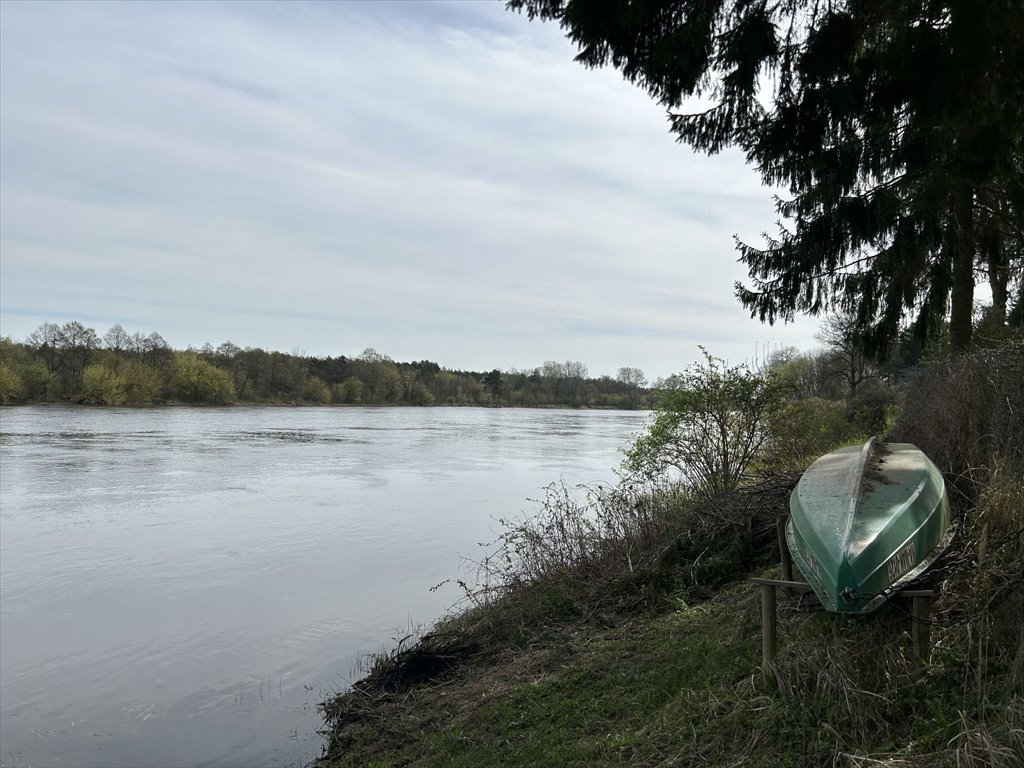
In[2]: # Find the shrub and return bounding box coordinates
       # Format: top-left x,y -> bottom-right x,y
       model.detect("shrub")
0,362 -> 24,403
304,376 -> 332,404
760,397 -> 861,474
468,478 -> 690,614
890,345 -> 1023,496
844,384 -> 898,435
120,360 -> 163,403
81,363 -> 126,405
171,352 -> 235,404
334,376 -> 364,404
624,348 -> 784,497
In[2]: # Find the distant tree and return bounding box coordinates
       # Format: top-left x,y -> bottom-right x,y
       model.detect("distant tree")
815,312 -> 878,396
303,376 -> 332,404
616,367 -> 647,389
409,381 -> 435,406
380,367 -> 404,402
760,347 -> 800,374
216,341 -> 241,359
142,332 -> 174,372
358,348 -> 392,364
82,364 -> 126,405
5,336 -> 58,400
171,352 -> 235,404
0,362 -> 24,403
266,351 -> 307,400
120,360 -> 163,403
616,366 -> 647,408
434,371 -> 461,404
334,376 -> 365,404
482,369 -> 504,400
26,322 -> 62,374
412,360 -> 441,378
773,352 -> 844,401
103,324 -> 131,355
37,321 -> 101,398
128,331 -> 147,358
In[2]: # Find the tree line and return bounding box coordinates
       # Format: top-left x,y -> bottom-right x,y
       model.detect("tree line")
0,321 -> 655,408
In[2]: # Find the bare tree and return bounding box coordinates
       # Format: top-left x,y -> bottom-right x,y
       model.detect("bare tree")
103,324 -> 131,355
816,313 -> 878,396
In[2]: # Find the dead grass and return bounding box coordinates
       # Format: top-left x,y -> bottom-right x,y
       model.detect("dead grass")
890,345 -> 1023,499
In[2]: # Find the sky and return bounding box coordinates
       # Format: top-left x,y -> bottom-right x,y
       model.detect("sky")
0,0 -> 823,381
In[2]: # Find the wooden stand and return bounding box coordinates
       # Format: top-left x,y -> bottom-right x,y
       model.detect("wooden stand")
777,516 -> 794,582
750,578 -> 813,679
750,577 -> 936,678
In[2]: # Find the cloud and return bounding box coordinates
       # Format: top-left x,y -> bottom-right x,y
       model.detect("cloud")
0,0 -> 820,379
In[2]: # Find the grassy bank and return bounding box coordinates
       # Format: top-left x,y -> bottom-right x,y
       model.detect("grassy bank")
317,350 -> 1023,767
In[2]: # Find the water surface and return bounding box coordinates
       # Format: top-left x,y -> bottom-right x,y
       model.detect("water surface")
0,406 -> 647,767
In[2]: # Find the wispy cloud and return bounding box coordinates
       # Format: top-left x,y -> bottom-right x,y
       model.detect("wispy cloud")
0,0 -> 819,378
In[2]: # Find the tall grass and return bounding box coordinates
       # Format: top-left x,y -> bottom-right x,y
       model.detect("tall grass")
468,478 -> 689,601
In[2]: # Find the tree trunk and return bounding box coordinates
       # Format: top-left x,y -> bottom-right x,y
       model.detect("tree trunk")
986,191 -> 1009,324
987,247 -> 1009,326
949,184 -> 975,353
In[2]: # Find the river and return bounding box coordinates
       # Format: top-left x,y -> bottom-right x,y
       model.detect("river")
0,406 -> 648,768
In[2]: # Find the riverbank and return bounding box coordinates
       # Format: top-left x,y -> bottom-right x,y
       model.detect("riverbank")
317,459 -> 1023,767
316,345 -> 1024,768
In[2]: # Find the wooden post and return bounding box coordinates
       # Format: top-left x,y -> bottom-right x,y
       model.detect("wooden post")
912,595 -> 933,662
761,583 -> 778,678
777,516 -> 793,582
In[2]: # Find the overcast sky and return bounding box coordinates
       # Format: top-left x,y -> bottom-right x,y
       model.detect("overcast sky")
0,0 -> 822,381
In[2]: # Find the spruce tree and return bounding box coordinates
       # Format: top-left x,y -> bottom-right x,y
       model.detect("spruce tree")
509,0 -> 1024,355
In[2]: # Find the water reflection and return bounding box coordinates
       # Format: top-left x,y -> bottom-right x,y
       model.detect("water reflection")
0,405 -> 648,767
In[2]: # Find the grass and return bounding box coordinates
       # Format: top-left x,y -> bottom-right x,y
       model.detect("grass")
321,565 -> 1024,767
317,410 -> 1023,767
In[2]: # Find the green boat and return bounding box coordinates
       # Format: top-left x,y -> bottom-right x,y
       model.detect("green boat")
786,438 -> 951,614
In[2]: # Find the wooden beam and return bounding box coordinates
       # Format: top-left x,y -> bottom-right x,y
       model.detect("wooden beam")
750,577 -> 814,591
901,590 -> 937,598
777,515 -> 794,582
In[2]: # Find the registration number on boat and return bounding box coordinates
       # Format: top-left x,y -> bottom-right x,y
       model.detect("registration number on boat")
887,541 -> 917,583
803,545 -> 821,580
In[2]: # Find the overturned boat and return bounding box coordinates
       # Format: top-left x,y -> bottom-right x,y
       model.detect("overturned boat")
786,438 -> 951,614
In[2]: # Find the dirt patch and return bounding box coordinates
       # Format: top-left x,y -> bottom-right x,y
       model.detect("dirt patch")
862,438 -> 893,493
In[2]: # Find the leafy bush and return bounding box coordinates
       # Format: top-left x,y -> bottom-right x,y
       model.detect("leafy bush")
758,397 -> 862,473
304,376 -> 332,404
81,363 -> 126,405
171,352 -> 235,404
0,362 -> 24,404
844,384 -> 899,435
120,360 -> 163,403
624,348 -> 784,497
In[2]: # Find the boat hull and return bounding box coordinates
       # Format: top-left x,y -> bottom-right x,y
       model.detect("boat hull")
786,439 -> 950,614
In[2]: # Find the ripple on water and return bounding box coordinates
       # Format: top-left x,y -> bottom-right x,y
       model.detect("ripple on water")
0,406 -> 648,767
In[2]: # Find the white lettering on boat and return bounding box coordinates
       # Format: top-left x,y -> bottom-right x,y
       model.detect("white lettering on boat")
804,545 -> 821,580
887,541 -> 917,583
